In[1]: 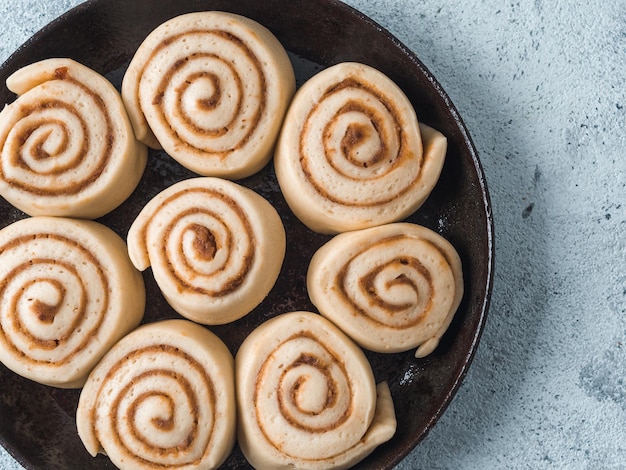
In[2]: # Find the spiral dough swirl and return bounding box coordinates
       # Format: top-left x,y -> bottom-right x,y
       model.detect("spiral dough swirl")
122,11 -> 295,178
236,311 -> 396,469
275,62 -> 448,234
127,177 -> 285,325
308,222 -> 464,358
77,319 -> 236,470
0,58 -> 147,218
0,217 -> 145,387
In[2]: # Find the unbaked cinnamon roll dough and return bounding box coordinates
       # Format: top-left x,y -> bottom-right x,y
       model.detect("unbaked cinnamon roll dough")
307,223 -> 464,358
236,311 -> 396,470
0,11 -> 462,469
127,177 -> 286,325
77,319 -> 236,470
0,216 -> 145,388
274,62 -> 447,234
122,11 -> 295,179
0,58 -> 147,218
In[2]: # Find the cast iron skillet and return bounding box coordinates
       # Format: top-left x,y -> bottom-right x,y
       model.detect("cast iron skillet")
0,0 -> 494,468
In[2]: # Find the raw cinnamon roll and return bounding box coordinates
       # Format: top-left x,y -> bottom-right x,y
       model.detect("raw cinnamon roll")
307,223 -> 463,358
275,62 -> 447,234
0,216 -> 145,388
0,58 -> 147,218
122,11 -> 295,179
127,177 -> 285,325
77,319 -> 236,470
236,311 -> 396,470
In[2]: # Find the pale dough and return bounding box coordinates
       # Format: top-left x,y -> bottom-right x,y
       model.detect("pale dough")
274,62 -> 447,234
236,311 -> 396,469
0,216 -> 145,387
122,11 -> 295,179
77,319 -> 236,470
307,222 -> 464,358
127,177 -> 286,325
0,58 -> 147,218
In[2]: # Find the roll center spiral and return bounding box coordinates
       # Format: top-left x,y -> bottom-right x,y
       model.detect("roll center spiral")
189,224 -> 217,261
26,278 -> 65,324
361,258 -> 425,312
286,353 -> 337,416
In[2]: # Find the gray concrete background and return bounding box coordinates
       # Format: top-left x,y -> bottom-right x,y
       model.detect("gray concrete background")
0,0 -> 624,469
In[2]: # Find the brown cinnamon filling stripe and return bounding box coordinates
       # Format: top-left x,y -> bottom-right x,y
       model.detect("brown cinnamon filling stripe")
143,187 -> 255,297
0,73 -> 114,196
0,234 -> 108,363
95,345 -> 216,466
335,235 -> 441,329
299,77 -> 420,207
254,330 -> 354,455
144,30 -> 266,158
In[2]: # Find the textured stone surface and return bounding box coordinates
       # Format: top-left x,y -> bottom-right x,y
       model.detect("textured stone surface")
0,0 -> 624,469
